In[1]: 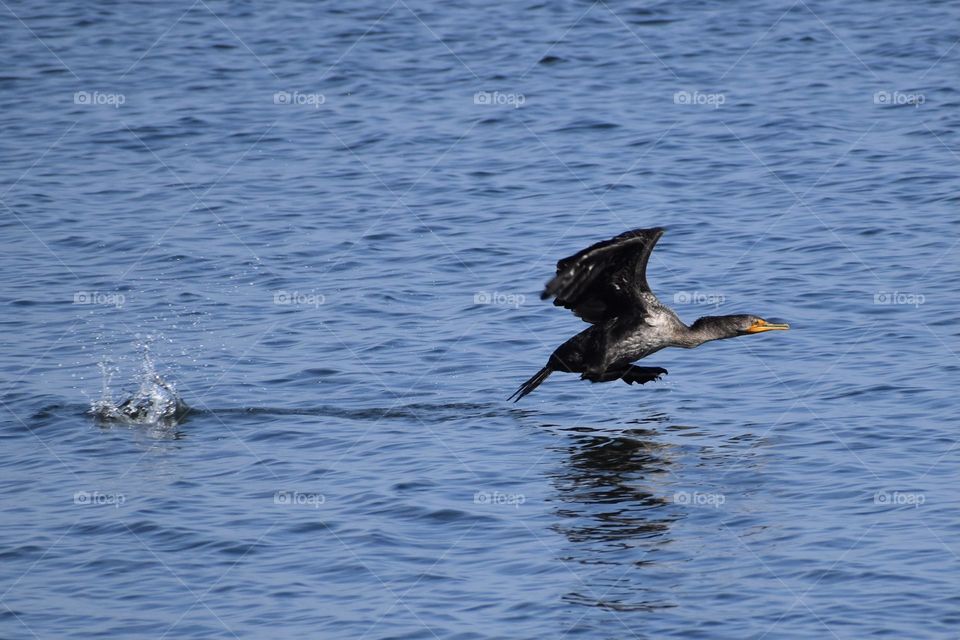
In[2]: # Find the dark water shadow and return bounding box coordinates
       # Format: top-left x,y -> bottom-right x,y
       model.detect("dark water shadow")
547,414 -> 686,613
34,400 -> 498,426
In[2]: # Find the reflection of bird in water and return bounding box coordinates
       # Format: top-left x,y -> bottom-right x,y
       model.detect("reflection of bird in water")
552,422 -> 675,544
550,420 -> 678,613
509,228 -> 789,401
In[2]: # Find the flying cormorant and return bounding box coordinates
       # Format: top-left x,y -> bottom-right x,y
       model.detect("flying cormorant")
508,228 -> 789,402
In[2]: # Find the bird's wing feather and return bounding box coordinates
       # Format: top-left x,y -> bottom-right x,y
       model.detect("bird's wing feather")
541,227 -> 665,324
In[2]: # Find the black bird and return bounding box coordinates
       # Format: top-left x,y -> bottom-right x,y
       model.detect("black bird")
508,228 -> 789,402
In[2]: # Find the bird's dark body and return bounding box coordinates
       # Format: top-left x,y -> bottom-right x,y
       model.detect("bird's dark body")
508,227 -> 789,402
549,315 -> 663,377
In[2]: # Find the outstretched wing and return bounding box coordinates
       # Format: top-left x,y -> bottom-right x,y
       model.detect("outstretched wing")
540,227 -> 665,324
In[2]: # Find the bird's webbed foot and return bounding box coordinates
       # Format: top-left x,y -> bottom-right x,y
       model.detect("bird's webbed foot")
621,365 -> 668,385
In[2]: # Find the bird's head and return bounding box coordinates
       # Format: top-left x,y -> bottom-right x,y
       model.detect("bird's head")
690,314 -> 790,341
733,315 -> 790,335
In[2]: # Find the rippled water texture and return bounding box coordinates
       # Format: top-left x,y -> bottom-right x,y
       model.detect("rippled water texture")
2,0 -> 959,638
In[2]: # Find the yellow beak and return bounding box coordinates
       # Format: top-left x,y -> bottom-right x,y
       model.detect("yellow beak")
745,319 -> 790,333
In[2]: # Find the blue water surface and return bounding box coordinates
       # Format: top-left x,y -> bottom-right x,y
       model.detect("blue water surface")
1,1 -> 958,638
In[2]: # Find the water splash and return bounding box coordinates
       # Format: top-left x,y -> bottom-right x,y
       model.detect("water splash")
91,347 -> 189,425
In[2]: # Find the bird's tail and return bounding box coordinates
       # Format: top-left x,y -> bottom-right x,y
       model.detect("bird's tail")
507,366 -> 553,403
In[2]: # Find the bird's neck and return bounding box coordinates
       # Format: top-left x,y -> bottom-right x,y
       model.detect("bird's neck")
675,317 -> 736,348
